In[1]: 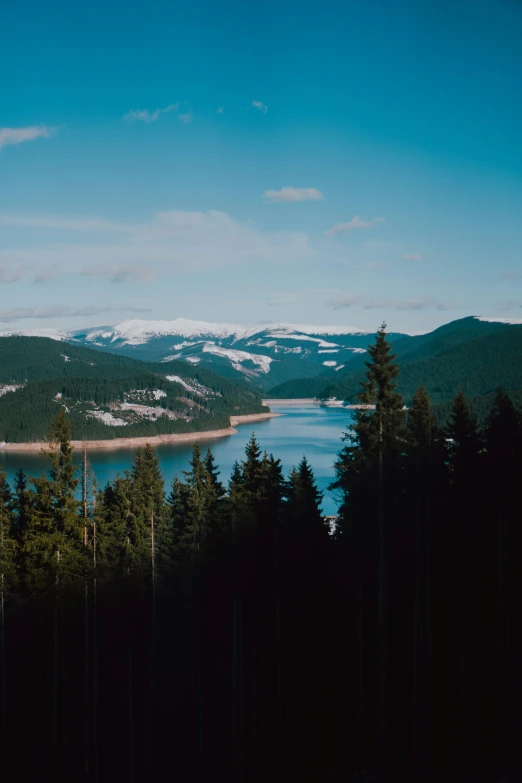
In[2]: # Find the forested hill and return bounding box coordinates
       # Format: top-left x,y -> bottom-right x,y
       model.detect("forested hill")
0,336 -> 266,442
268,317 -> 522,404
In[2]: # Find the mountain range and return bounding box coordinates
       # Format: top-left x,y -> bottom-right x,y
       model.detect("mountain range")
1,316 -> 522,415
269,316 -> 522,411
0,319 -> 408,391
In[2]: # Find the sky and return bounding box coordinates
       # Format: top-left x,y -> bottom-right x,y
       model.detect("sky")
1,0 -> 521,334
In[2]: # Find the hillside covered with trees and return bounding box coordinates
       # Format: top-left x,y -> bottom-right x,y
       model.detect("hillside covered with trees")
0,336 -> 266,442
1,325 -> 521,781
268,317 -> 522,411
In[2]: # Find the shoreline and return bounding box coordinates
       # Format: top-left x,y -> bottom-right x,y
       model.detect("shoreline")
263,398 -> 320,405
264,398 -> 376,410
0,412 -> 281,453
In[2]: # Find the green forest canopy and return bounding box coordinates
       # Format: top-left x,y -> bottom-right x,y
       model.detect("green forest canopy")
0,337 -> 266,442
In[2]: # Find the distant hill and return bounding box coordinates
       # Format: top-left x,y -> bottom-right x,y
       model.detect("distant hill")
0,336 -> 266,443
68,319 -> 408,390
0,318 -> 408,391
4,316 -> 522,410
268,317 -> 522,403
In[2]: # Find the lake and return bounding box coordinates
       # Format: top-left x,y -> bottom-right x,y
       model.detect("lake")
0,403 -> 354,515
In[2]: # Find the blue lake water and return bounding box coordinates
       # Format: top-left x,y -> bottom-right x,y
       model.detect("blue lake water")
0,403 -> 354,515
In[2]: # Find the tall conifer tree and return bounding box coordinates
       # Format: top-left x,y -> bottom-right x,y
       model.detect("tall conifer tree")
96,477 -> 134,576
12,469 -> 30,544
0,467 -> 17,603
22,411 -> 85,591
329,323 -> 405,777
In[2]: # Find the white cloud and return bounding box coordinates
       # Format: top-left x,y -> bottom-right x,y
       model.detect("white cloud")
0,213 -> 131,232
329,294 -> 360,309
263,187 -> 324,203
266,292 -> 299,306
0,126 -> 56,150
403,253 -> 424,261
0,265 -> 24,284
326,293 -> 456,312
0,305 -> 152,322
362,297 -> 455,311
123,103 -> 179,123
497,300 -> 519,311
324,216 -> 386,237
34,267 -> 59,285
252,100 -> 268,114
1,209 -> 313,283
178,112 -> 193,124
81,265 -> 157,284
0,306 -> 70,322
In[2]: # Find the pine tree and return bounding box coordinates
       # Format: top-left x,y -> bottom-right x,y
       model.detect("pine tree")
183,444 -> 209,554
407,385 -> 438,457
0,467 -> 16,763
445,388 -> 483,487
12,469 -> 30,544
140,445 -> 168,579
22,412 -> 86,591
241,433 -> 263,498
121,446 -> 168,577
47,410 -> 86,582
483,387 -> 521,484
228,434 -> 269,531
329,322 -> 405,778
444,388 -> 484,768
168,477 -> 189,563
21,474 -> 61,592
330,322 -> 406,536
356,322 -> 406,458
286,456 -> 327,543
96,477 -> 134,577
204,448 -> 226,501
258,452 -> 286,524
482,387 -> 522,760
0,467 -> 17,603
226,461 -> 249,539
169,444 -> 220,561
404,385 -> 442,778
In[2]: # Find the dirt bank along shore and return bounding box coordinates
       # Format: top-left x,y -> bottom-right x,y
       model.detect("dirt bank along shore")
0,412 -> 281,453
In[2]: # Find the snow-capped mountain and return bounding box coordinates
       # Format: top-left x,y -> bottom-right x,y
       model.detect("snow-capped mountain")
60,318 -> 406,390
3,315 -> 517,391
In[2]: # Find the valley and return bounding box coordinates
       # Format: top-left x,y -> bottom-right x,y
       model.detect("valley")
2,314 -> 522,442
0,336 -> 267,443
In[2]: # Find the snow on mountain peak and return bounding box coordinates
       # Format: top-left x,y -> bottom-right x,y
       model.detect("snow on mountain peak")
274,323 -> 371,337
78,318 -> 372,346
90,318 -> 262,345
474,316 -> 522,325
0,328 -> 68,341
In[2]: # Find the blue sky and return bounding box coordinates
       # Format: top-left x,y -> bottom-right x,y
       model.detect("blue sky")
1,0 -> 521,333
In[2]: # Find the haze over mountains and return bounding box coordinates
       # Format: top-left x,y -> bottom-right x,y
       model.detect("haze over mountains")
2,315 -> 522,401
1,318 -> 408,391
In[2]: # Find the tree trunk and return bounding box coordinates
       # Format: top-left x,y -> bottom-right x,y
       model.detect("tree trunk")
378,418 -> 387,781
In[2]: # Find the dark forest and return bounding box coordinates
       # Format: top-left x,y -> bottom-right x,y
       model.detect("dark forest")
1,325 -> 521,782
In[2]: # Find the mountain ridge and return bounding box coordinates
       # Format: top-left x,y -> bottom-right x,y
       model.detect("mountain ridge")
0,336 -> 266,442
2,315 -> 521,393
1,318 -> 409,390
269,317 -> 522,403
